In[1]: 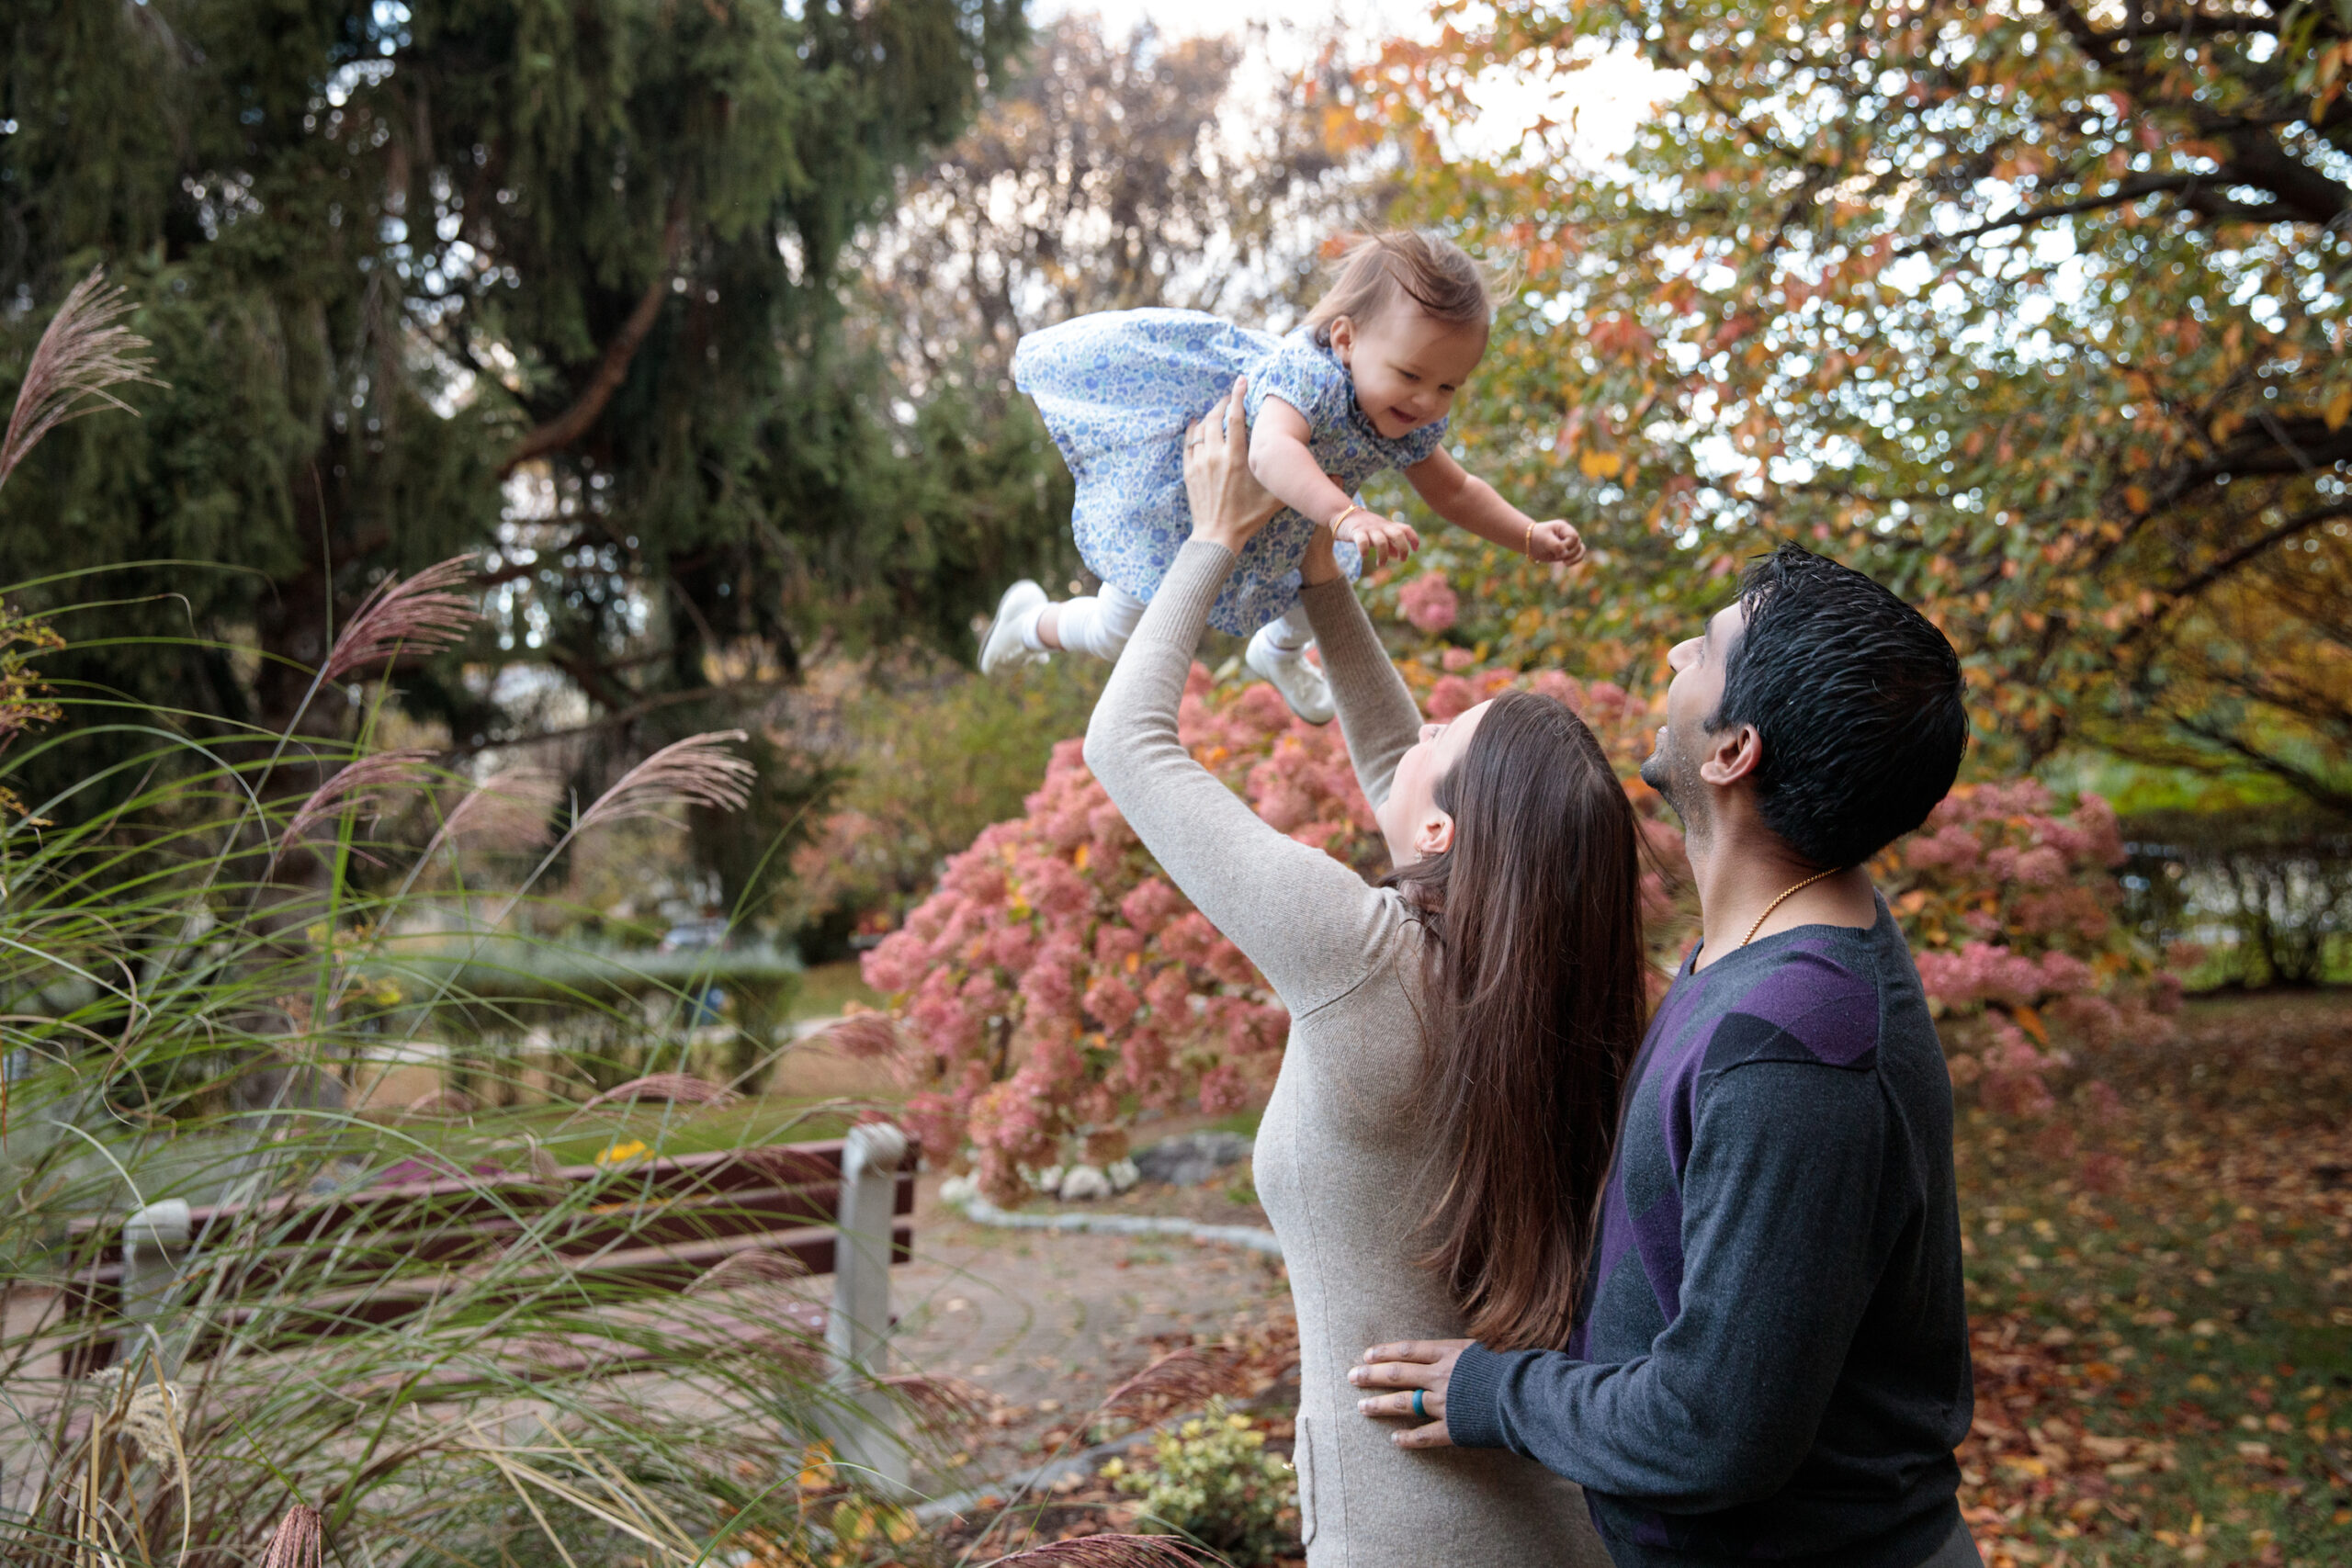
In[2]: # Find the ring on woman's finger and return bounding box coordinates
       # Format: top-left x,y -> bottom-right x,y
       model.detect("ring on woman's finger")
1411,1389 -> 1427,1420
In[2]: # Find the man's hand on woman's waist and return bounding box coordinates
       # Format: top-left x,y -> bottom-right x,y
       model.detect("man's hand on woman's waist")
1351,1338 -> 1471,1450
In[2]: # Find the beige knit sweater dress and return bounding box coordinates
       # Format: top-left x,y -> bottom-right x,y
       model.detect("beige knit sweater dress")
1084,540 -> 1612,1568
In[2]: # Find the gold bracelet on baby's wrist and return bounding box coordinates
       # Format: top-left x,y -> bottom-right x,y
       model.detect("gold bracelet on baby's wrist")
1330,502 -> 1364,533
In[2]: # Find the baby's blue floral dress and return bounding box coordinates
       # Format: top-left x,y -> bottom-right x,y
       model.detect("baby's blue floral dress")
1012,308 -> 1450,635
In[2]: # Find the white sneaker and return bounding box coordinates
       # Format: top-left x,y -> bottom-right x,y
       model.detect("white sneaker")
1246,626 -> 1335,725
980,581 -> 1049,675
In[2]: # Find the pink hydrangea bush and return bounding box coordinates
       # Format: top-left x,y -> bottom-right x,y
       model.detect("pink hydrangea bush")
1880,781 -> 2178,1122
859,649 -> 2174,1193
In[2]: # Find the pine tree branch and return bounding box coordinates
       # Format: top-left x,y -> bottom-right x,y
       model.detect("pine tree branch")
499,201 -> 688,478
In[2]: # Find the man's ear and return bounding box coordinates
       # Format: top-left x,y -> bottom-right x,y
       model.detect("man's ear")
1413,806 -> 1455,860
1329,315 -> 1355,367
1697,724 -> 1762,788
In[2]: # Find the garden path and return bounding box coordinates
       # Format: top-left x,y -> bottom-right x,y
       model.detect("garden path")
885,1168 -> 1295,1500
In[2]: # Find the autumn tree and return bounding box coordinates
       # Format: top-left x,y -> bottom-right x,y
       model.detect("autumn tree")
1366,1 -> 2352,808
0,0 -> 1035,893
855,15 -> 1392,404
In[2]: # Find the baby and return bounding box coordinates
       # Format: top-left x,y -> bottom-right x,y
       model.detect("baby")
982,231 -> 1583,721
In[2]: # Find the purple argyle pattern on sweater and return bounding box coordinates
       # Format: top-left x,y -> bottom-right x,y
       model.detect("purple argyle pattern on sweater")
1594,940 -> 1879,1336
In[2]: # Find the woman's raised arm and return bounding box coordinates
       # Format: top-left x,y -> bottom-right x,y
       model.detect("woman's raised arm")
1082,384 -> 1407,1018
1295,531 -> 1423,812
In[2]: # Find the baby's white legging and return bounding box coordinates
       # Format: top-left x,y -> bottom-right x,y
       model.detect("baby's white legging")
1026,585 -> 1313,661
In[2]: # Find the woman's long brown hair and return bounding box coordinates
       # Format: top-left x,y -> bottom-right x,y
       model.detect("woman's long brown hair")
1384,690 -> 1649,1350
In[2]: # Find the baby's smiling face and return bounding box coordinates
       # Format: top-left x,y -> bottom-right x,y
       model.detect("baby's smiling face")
1329,304 -> 1489,440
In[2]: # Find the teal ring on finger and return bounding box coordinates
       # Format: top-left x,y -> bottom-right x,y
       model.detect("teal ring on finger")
1411,1389 -> 1426,1420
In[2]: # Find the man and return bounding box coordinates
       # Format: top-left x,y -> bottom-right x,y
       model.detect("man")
1351,545 -> 1982,1568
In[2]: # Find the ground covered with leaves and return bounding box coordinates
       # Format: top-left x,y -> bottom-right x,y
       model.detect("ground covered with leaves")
1952,991 -> 2351,1567
899,991 -> 2349,1568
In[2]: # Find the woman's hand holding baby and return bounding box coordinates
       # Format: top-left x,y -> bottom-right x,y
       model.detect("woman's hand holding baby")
1528,519 -> 1586,567
1183,380 -> 1285,553
1332,507 -> 1422,569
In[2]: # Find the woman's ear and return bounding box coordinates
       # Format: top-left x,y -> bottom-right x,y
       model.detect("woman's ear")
1412,807 -> 1455,860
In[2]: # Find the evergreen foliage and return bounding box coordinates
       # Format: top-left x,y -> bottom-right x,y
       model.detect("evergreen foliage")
0,0 -> 1046,859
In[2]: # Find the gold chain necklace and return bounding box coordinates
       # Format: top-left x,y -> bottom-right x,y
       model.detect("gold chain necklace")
1740,867 -> 1841,947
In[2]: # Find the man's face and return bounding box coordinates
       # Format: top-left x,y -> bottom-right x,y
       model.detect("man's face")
1639,601 -> 1746,837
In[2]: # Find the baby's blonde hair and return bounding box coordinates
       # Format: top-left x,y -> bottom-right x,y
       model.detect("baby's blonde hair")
1303,231 -> 1492,347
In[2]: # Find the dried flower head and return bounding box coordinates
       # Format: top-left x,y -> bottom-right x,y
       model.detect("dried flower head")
820,1010 -> 901,1061
573,730 -> 756,834
980,1537 -> 1221,1567
582,1072 -> 740,1111
1097,1345 -> 1248,1424
425,763 -> 562,858
121,1378 -> 187,1479
405,1087 -> 473,1117
0,267 -> 161,494
277,749 -> 435,860
257,1503 -> 325,1568
322,556 -> 481,683
688,1249 -> 810,1294
881,1370 -> 997,1427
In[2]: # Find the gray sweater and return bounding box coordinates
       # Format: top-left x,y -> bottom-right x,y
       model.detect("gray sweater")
1085,540 -> 1611,1567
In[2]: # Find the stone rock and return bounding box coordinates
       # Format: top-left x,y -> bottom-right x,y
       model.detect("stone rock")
1057,1163 -> 1112,1201
1132,1131 -> 1252,1188
1105,1157 -> 1140,1193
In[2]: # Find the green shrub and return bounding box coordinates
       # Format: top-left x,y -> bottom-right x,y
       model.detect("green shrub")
785,654 -> 1105,960
1108,1399 -> 1296,1567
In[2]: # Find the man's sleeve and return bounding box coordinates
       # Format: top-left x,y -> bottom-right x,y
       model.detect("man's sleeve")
1445,1060 -> 1890,1513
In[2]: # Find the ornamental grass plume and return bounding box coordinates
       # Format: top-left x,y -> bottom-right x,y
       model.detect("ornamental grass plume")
0,266 -> 161,494
572,730 -> 757,833
687,1249 -> 810,1292
1096,1344 -> 1249,1424
582,1072 -> 741,1110
275,748 -> 436,863
321,556 -> 482,683
423,763 -> 563,857
818,1009 -> 902,1060
256,1504 -> 325,1568
980,1539 -> 1224,1566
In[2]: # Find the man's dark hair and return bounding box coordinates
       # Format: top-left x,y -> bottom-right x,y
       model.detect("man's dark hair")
1711,544 -> 1969,870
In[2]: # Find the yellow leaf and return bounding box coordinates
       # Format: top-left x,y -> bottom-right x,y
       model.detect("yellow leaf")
2012,1005 -> 2047,1045
1072,842 -> 1090,872
2326,385 -> 2352,432
1578,449 -> 1623,480
2123,484 -> 2151,513
594,1139 -> 649,1167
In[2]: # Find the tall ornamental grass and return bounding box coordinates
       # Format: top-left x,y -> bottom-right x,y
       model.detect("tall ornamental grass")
0,269 -> 1219,1568
0,276 -> 888,1567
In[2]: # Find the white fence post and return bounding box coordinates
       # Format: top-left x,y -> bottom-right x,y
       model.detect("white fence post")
823,1122 -> 909,1495
120,1199 -> 192,1377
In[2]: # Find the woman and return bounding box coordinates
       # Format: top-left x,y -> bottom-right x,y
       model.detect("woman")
1083,380 -> 1649,1564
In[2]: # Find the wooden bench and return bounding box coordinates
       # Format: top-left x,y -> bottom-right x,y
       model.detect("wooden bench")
63,1125 -> 917,1369
58,1124 -> 919,1483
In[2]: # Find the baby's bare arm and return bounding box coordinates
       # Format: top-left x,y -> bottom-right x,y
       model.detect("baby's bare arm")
1406,451 -> 1586,566
1249,398 -> 1359,525
1249,397 -> 1422,567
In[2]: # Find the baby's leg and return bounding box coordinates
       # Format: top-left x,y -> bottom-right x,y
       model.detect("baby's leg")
1033,583 -> 1148,661
1244,604 -> 1334,725
1257,603 -> 1315,652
